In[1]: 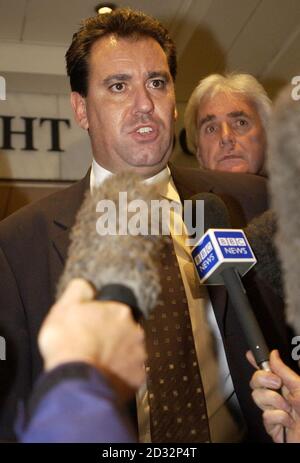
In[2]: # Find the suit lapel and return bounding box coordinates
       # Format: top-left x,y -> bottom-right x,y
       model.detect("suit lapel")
169,163 -> 214,201
51,170 -> 91,267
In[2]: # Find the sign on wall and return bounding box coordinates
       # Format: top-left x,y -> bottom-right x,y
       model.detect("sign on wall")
0,89 -> 92,181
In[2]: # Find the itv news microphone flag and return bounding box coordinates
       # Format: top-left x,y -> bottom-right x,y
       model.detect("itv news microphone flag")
192,229 -> 256,285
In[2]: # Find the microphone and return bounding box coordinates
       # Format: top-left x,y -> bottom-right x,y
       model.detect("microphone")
56,171 -> 165,427
188,193 -> 270,370
57,171 -> 163,321
188,192 -> 231,233
267,84 -> 300,335
243,210 -> 283,299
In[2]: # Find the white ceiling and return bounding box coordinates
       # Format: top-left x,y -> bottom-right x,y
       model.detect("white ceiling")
0,0 -> 300,101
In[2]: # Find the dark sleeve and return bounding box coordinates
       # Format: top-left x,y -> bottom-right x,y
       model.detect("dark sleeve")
17,362 -> 136,443
0,246 -> 32,441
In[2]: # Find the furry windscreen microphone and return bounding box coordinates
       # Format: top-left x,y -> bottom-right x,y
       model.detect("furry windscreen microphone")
57,172 -> 164,320
244,210 -> 283,299
267,84 -> 300,334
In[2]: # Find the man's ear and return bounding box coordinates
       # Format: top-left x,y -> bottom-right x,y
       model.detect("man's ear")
70,92 -> 89,130
174,107 -> 178,121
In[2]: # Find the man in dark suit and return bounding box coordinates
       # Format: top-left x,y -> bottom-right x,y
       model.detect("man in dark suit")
0,8 -> 289,441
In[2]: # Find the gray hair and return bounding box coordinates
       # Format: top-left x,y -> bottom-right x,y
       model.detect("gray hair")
184,73 -> 272,154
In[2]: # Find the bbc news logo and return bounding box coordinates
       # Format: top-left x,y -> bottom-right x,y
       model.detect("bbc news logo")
194,241 -> 213,265
0,336 -> 6,360
217,237 -> 246,247
0,76 -> 6,101
291,76 -> 300,101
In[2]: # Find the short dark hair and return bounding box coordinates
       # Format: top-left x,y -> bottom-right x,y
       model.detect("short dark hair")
66,8 -> 177,96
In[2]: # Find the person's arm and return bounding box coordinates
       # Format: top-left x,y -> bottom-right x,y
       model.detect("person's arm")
18,362 -> 136,443
17,279 -> 146,443
247,349 -> 300,443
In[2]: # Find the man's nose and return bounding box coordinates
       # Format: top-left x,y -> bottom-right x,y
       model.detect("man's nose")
133,86 -> 154,116
220,123 -> 235,147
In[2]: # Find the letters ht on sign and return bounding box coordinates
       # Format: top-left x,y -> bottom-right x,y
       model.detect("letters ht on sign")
0,116 -> 71,152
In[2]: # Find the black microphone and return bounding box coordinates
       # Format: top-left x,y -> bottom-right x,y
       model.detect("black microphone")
188,193 -> 270,370
189,192 -> 231,232
57,171 -> 164,321
244,210 -> 283,299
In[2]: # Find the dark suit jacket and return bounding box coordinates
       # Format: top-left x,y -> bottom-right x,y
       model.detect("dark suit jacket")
0,165 -> 288,441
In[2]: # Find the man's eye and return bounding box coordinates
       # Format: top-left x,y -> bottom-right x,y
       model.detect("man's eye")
110,82 -> 126,92
149,79 -> 165,89
236,119 -> 248,127
205,125 -> 217,134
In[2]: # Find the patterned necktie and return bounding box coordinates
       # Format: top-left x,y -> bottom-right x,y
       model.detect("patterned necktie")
143,239 -> 211,443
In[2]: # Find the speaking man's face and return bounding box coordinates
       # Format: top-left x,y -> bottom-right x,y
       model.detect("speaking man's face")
71,34 -> 177,178
196,92 -> 266,174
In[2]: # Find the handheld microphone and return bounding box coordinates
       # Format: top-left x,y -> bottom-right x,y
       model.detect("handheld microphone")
188,193 -> 270,370
57,171 -> 164,321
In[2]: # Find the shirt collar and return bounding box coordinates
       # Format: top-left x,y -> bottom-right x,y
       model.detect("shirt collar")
90,160 -> 178,201
90,159 -> 113,193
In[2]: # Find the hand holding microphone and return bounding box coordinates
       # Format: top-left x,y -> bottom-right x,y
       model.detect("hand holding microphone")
247,349 -> 300,443
21,278 -> 143,443
39,279 -> 146,395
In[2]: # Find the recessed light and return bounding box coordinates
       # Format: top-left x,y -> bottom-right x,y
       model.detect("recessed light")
94,3 -> 117,15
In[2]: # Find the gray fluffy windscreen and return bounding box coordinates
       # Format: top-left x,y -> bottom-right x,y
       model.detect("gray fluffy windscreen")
267,85 -> 300,335
57,172 -> 167,318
